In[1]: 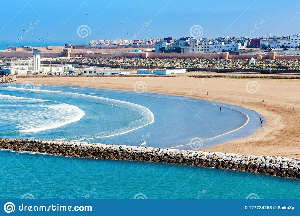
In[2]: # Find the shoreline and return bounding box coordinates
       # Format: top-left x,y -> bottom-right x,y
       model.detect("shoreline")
13,75 -> 300,160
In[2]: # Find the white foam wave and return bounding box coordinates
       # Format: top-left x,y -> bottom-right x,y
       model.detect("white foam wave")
1,86 -> 155,139
0,93 -> 44,102
3,86 -> 63,94
54,91 -> 155,140
0,93 -> 85,133
20,104 -> 85,133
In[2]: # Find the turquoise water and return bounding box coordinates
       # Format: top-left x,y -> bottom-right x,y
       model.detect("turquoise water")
0,84 -> 262,149
0,150 -> 299,199
0,83 -> 299,199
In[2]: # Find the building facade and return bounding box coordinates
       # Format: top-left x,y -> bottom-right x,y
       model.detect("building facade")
33,49 -> 41,72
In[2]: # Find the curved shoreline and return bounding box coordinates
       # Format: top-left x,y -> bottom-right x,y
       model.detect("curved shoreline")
0,138 -> 299,179
0,86 -> 155,140
170,105 -> 251,149
1,83 -> 262,149
12,75 -> 300,159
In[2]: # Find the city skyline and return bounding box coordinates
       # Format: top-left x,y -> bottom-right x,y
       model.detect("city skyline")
0,0 -> 300,47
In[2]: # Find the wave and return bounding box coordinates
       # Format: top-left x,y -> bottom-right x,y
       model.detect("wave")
0,93 -> 85,133
20,104 -> 85,133
0,85 -> 155,139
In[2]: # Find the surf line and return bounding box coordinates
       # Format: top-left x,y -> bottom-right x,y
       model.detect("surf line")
4,86 -> 155,137
169,107 -> 250,149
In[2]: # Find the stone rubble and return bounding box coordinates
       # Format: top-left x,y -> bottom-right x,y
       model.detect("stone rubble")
0,138 -> 299,179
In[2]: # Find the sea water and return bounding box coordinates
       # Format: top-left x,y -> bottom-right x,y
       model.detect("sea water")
0,84 -> 298,199
0,84 -> 261,149
0,150 -> 299,199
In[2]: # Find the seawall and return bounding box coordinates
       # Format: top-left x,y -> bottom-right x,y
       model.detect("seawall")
0,138 -> 299,179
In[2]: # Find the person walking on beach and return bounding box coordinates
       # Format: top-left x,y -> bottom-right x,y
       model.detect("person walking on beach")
259,117 -> 263,127
219,107 -> 222,113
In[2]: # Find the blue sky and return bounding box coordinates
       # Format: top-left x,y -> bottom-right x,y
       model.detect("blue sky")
0,0 -> 300,46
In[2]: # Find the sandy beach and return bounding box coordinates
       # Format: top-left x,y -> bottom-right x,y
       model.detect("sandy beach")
15,74 -> 300,159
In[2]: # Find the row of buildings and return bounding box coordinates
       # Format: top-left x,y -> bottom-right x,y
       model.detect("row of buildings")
0,50 -> 75,75
155,34 -> 300,54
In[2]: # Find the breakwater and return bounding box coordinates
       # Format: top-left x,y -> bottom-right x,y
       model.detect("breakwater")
0,138 -> 299,179
0,75 -> 15,83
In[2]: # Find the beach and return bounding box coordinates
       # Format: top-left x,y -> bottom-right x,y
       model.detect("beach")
15,74 -> 300,159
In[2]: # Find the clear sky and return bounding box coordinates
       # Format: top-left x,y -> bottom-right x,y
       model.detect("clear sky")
1,0 -> 300,46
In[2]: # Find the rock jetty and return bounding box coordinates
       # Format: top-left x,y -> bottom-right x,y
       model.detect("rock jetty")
0,138 -> 299,179
0,75 -> 15,84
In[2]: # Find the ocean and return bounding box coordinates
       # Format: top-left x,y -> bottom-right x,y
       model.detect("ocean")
0,83 -> 298,199
0,42 -> 66,50
0,84 -> 261,148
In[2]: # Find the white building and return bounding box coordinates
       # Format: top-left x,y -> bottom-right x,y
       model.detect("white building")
181,40 -> 243,53
181,38 -> 205,53
3,59 -> 32,75
209,42 -> 242,53
290,34 -> 300,47
260,36 -> 297,49
33,49 -> 41,72
155,41 -> 173,52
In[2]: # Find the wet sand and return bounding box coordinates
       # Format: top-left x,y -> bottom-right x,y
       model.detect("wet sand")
16,74 -> 300,159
